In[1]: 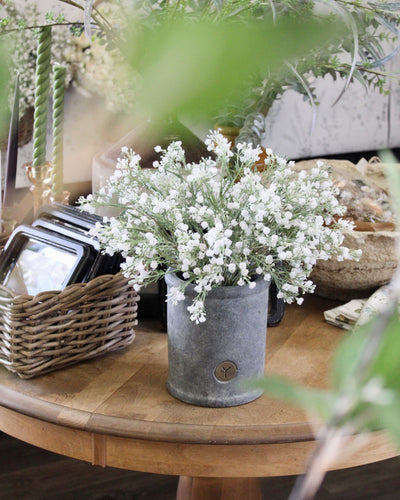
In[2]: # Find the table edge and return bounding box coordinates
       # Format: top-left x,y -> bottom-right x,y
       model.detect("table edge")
0,403 -> 398,478
0,384 -> 316,445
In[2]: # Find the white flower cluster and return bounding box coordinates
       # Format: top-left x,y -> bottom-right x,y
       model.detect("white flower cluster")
80,130 -> 361,323
63,32 -> 136,113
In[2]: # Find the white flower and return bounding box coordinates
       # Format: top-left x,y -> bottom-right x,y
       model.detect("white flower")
168,287 -> 186,304
205,129 -> 234,159
228,263 -> 236,273
236,142 -> 262,164
187,300 -> 206,323
81,130 -> 360,322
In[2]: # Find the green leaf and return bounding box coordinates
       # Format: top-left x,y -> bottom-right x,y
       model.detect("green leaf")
377,3 -> 400,13
333,306 -> 400,393
374,13 -> 398,35
377,399 -> 400,448
384,163 -> 400,223
331,322 -> 371,391
316,0 -> 359,105
252,375 -> 335,420
124,16 -> 343,123
350,68 -> 369,93
370,43 -> 400,68
210,0 -> 223,12
368,313 -> 400,392
0,38 -> 11,137
285,61 -> 317,133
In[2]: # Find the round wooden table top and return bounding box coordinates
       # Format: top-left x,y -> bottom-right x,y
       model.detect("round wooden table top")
0,295 -> 397,479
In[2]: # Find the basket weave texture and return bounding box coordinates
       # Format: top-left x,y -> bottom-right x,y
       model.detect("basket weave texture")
0,273 -> 139,379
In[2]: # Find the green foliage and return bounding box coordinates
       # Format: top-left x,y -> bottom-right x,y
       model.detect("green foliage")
252,376 -> 335,420
331,321 -> 370,391
3,1 -> 398,145
368,314 -> 400,392
258,306 -> 400,455
121,0 -> 400,144
255,160 -> 400,449
45,11 -> 66,24
375,399 -> 400,447
384,162 -> 400,223
252,153 -> 400,497
0,16 -> 10,28
0,38 -> 11,139
125,15 -> 342,123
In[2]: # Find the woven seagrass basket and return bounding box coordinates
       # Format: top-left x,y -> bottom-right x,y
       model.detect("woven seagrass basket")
0,272 -> 139,379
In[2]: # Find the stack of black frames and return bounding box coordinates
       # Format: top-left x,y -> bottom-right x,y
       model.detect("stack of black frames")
0,203 -> 121,297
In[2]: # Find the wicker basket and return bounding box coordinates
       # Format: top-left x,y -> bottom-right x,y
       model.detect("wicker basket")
0,273 -> 139,379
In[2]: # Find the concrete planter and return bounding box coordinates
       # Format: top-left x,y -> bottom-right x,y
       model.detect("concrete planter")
165,272 -> 270,407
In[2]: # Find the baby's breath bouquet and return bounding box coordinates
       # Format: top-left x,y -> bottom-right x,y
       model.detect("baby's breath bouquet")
80,130 -> 361,323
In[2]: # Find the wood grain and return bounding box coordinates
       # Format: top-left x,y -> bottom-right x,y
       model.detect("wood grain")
176,477 -> 262,500
0,295 -> 397,481
0,296 -> 336,441
2,431 -> 400,500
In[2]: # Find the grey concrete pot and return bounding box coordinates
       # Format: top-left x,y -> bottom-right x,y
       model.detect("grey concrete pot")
165,271 -> 270,407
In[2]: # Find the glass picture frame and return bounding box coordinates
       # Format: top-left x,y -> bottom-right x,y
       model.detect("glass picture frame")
0,225 -> 94,296
36,202 -> 103,231
33,203 -> 166,326
32,217 -> 122,281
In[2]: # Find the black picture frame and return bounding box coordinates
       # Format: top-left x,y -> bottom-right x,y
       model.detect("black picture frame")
0,225 -> 94,296
34,203 -> 166,327
32,217 -> 122,281
36,202 -> 103,231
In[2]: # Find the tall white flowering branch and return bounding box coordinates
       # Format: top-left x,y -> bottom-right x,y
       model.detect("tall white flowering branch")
80,130 -> 361,323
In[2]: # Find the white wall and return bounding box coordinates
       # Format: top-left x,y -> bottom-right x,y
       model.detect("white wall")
264,56 -> 400,159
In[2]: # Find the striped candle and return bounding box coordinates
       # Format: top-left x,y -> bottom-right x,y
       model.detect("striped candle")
51,64 -> 66,200
32,26 -> 51,168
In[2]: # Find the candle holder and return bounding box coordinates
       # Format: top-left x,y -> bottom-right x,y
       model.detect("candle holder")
49,190 -> 70,205
1,207 -> 18,236
0,215 -> 16,248
25,161 -> 52,216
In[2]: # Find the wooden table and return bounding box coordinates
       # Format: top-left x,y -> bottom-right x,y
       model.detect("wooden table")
0,295 -> 397,500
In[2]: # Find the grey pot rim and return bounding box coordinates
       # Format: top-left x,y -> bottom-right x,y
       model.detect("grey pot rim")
164,268 -> 270,299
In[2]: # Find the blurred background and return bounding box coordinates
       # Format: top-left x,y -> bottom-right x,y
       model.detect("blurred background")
3,0 -> 399,202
